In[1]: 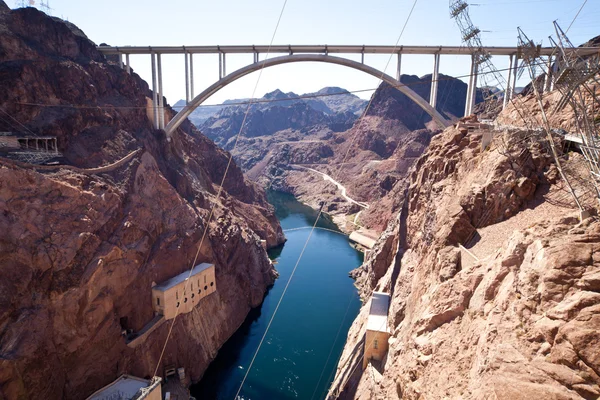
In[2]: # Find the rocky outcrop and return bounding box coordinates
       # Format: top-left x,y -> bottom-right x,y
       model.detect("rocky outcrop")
328,121 -> 600,399
0,6 -> 283,399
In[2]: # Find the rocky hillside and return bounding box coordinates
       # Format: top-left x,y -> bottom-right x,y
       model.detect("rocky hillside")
251,74 -> 482,232
197,88 -> 365,170
327,94 -> 600,398
0,4 -> 284,399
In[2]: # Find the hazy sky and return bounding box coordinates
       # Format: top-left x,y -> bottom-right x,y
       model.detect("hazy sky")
11,0 -> 600,105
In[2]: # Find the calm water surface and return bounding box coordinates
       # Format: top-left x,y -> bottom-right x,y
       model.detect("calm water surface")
190,191 -> 362,400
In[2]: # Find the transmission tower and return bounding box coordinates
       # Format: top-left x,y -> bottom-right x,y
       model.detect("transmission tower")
549,22 -> 600,203
449,1 -> 506,117
517,27 -> 585,211
40,0 -> 52,14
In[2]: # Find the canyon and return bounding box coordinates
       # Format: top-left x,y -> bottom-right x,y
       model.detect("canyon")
1,0 -> 599,399
195,76 -> 483,233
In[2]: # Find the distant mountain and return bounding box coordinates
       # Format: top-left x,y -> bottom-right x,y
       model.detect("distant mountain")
176,86 -> 368,127
173,98 -> 249,126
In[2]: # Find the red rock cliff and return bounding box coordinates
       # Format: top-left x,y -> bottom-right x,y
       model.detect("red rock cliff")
328,117 -> 600,398
0,4 -> 284,399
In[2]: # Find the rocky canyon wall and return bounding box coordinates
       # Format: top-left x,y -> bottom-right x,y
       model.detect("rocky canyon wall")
328,117 -> 600,399
0,4 -> 284,399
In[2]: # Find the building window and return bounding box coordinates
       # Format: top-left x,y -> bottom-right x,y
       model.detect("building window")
198,289 -> 201,294
156,297 -> 160,306
210,282 -> 214,287
191,282 -> 194,290
373,339 -> 378,350
176,302 -> 180,308
176,291 -> 178,300
191,293 -> 195,299
204,276 -> 207,283
204,285 -> 208,290
184,297 -> 188,303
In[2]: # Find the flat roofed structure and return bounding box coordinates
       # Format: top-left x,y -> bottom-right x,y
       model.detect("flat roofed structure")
86,375 -> 161,400
363,291 -> 391,369
152,263 -> 216,320
349,231 -> 377,250
0,133 -> 19,149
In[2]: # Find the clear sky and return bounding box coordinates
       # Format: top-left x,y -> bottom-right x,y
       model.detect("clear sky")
10,0 -> 600,105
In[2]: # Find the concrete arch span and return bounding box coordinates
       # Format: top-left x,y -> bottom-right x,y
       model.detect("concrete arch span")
165,54 -> 451,136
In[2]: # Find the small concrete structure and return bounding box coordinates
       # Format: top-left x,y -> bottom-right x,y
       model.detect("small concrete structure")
456,122 -> 491,132
0,133 -> 58,153
152,263 -> 216,320
86,375 -> 161,400
0,133 -> 19,149
349,231 -> 377,250
363,291 -> 391,369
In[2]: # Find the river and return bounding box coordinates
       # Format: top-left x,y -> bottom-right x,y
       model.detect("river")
190,191 -> 363,400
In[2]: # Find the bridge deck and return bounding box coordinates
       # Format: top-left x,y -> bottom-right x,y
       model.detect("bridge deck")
97,44 -> 600,57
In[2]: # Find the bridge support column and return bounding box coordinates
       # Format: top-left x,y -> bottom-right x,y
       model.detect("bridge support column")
118,54 -> 123,69
190,53 -> 194,99
253,52 -> 259,63
465,56 -> 479,116
510,55 -> 518,101
218,52 -> 223,79
125,54 -> 131,74
222,52 -> 226,77
544,55 -> 553,93
157,53 -> 165,129
184,51 -> 190,104
396,53 -> 402,80
151,52 -> 159,129
430,53 -> 440,109
503,54 -> 514,110
465,56 -> 476,116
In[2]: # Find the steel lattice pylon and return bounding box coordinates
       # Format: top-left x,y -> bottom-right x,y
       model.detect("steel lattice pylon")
449,1 -> 506,117
549,22 -> 600,202
517,27 -> 585,211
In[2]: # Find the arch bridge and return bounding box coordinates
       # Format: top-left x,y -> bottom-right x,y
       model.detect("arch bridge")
96,44 -> 600,136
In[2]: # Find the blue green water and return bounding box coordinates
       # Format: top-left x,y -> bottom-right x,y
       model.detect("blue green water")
190,191 -> 362,400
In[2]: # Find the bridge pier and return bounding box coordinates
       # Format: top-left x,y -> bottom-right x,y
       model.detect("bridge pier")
118,54 -> 123,69
190,53 -> 194,99
157,53 -> 165,129
125,54 -> 131,74
151,52 -> 159,129
218,52 -> 226,79
430,53 -> 440,109
396,53 -> 402,80
503,54 -> 514,110
253,51 -> 259,63
184,51 -> 190,104
465,56 -> 476,116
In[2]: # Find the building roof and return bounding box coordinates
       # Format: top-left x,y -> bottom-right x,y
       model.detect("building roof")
366,291 -> 390,333
86,375 -> 150,400
152,262 -> 214,292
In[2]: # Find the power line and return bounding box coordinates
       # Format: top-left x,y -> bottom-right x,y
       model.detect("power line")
12,60 -> 554,115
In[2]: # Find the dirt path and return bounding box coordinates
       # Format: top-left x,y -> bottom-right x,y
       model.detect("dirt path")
292,165 -> 370,209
